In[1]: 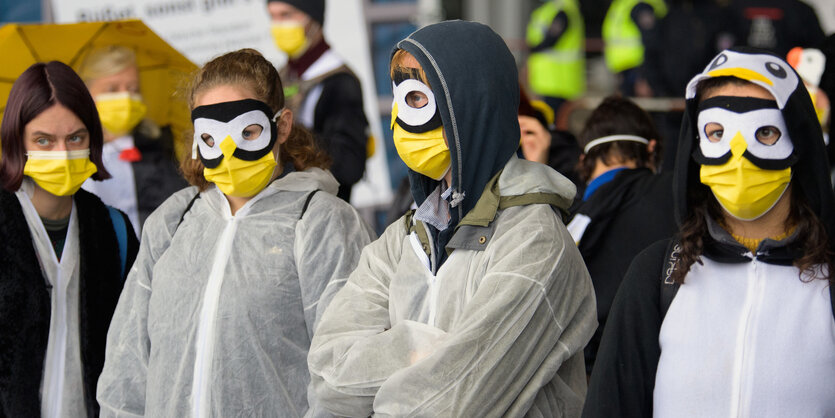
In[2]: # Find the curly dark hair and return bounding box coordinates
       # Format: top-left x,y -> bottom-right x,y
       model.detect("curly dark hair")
672,76 -> 834,284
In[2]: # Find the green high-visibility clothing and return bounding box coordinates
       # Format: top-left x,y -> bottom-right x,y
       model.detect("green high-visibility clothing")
603,0 -> 667,73
526,0 -> 585,99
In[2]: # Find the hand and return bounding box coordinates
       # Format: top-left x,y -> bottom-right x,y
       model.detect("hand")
519,115 -> 551,165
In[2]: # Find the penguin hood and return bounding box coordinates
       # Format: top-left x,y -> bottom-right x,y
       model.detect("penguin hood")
674,47 -> 835,242
392,20 -> 521,221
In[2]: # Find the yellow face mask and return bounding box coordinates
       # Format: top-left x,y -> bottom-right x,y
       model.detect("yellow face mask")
23,149 -> 98,196
700,133 -> 791,220
203,136 -> 277,197
391,103 -> 450,180
271,22 -> 309,58
95,92 -> 147,137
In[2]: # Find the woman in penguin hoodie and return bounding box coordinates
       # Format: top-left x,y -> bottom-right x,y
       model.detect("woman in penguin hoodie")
583,47 -> 835,417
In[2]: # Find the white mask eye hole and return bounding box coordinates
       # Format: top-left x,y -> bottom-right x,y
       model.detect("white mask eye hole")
201,133 -> 215,147
405,90 -> 429,109
704,122 -> 724,143
755,125 -> 781,145
242,124 -> 264,141
393,78 -> 437,127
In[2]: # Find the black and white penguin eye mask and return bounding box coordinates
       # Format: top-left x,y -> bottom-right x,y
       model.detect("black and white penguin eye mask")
391,78 -> 442,134
686,49 -> 799,109
697,96 -> 794,167
191,99 -> 279,168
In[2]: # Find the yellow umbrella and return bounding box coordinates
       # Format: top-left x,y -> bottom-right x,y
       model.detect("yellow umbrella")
0,19 -> 197,153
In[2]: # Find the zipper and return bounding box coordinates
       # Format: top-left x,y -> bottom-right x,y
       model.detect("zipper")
427,274 -> 439,327
190,217 -> 239,418
729,257 -> 763,417
36,201 -> 75,418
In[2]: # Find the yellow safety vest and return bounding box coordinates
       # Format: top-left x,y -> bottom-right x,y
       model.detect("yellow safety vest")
526,0 -> 585,99
602,0 -> 667,73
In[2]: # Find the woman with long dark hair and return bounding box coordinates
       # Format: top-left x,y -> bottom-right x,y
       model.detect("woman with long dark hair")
584,48 -> 835,417
0,61 -> 138,417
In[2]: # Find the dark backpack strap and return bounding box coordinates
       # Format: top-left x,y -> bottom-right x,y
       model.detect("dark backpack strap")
660,238 -> 682,319
176,191 -> 202,231
830,284 -> 835,321
299,190 -> 319,220
106,206 -> 128,280
287,65 -> 353,113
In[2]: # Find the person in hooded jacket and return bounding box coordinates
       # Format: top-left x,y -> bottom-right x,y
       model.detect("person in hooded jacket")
96,49 -> 375,417
583,48 -> 835,417
307,20 -> 597,417
565,96 -> 676,376
0,61 -> 138,418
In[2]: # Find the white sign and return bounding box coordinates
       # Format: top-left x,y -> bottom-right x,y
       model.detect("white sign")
50,0 -> 392,210
51,0 -> 285,66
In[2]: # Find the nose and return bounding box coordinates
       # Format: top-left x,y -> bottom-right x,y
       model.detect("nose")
53,141 -> 68,152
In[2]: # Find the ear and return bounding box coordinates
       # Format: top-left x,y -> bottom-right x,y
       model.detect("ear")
276,109 -> 294,145
578,154 -> 585,164
648,139 -> 657,154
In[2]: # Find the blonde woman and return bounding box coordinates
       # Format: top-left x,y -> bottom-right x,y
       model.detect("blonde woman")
78,45 -> 188,233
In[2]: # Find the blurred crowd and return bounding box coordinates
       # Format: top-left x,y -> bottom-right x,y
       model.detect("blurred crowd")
0,0 -> 834,417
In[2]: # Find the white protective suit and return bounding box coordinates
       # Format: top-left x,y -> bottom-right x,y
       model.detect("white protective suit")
97,167 -> 374,417
308,156 -> 597,417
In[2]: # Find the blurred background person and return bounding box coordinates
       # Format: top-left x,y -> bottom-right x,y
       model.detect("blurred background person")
268,0 -> 369,202
97,48 -> 373,417
602,0 -> 667,96
526,0 -> 586,117
78,45 -> 188,235
0,61 -> 137,417
732,0 -> 825,57
518,84 -> 583,189
565,95 -> 676,376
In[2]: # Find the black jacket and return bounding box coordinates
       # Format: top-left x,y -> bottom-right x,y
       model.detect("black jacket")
0,189 -> 139,417
132,127 -> 189,227
571,169 -> 677,375
311,72 -> 368,202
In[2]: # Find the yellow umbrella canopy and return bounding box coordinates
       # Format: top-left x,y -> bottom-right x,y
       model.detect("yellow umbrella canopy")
0,19 -> 196,151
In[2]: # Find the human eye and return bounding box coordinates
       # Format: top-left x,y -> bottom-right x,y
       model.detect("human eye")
201,133 -> 215,147
241,124 -> 263,141
35,137 -> 50,147
405,91 -> 429,109
704,122 -> 724,143
68,135 -> 83,144
755,126 -> 781,145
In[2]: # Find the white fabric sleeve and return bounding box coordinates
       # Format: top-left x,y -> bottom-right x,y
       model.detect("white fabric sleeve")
295,193 -> 375,418
307,220 -> 426,417
96,189 -> 196,418
372,210 -> 596,416
294,192 -> 376,341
